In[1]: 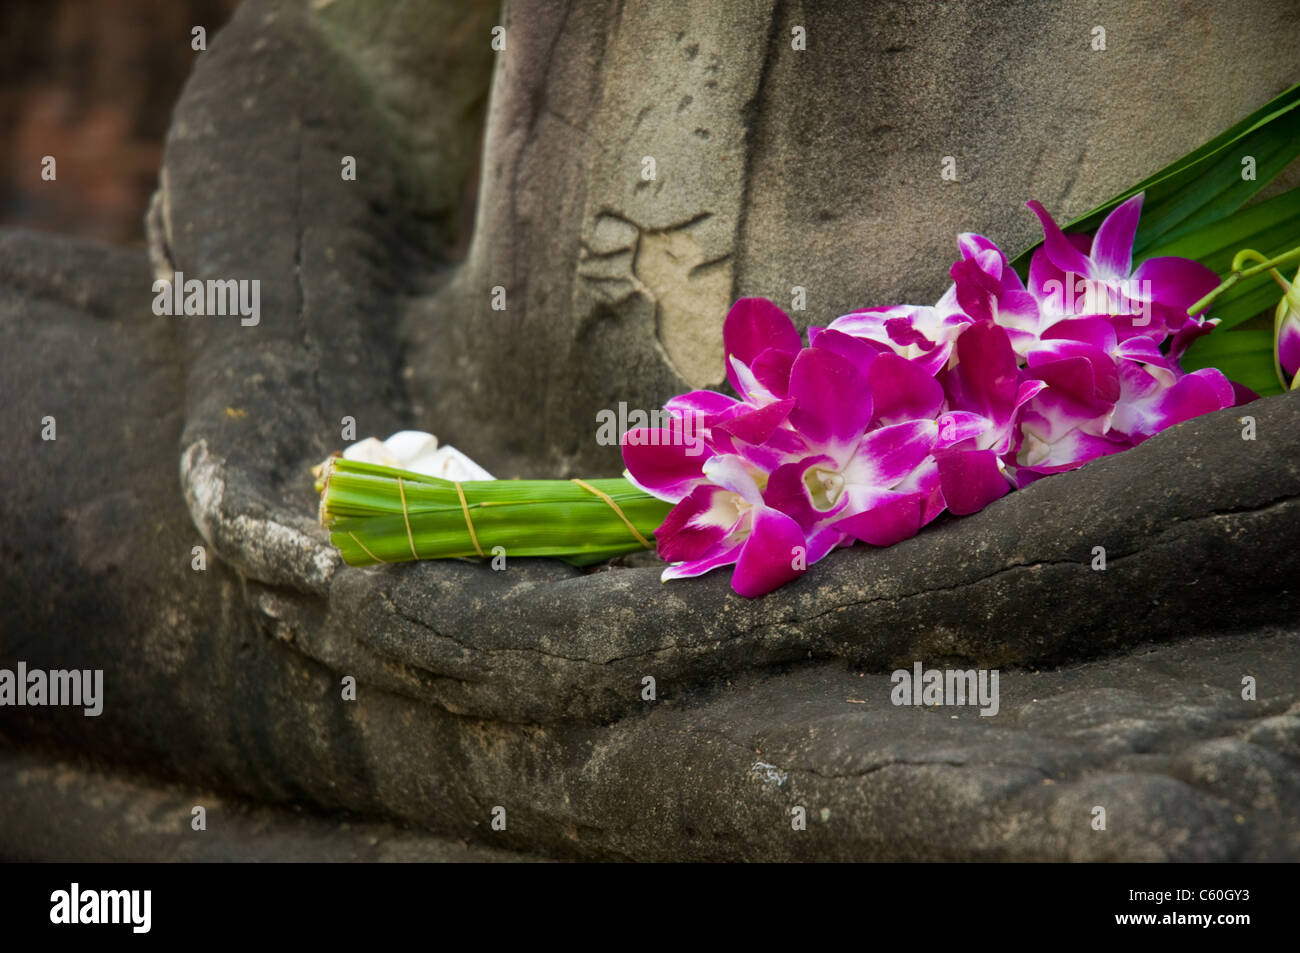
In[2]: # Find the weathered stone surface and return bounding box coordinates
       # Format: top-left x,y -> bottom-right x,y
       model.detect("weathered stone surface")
0,751 -> 537,862
2,230 -> 1299,861
152,0 -> 494,596
3,0 -> 1300,860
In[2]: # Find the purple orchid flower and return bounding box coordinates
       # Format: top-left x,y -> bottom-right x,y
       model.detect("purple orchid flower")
933,321 -> 1045,512
656,455 -> 810,599
1107,362 -> 1237,443
1025,194 -> 1221,349
763,342 -> 946,547
942,199 -> 1239,485
1277,279 -> 1300,381
619,300 -> 818,597
624,299 -> 951,596
621,415 -> 815,598
622,192 -> 1251,598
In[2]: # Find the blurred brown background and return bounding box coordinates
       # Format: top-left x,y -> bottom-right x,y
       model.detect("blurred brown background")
0,0 -> 241,244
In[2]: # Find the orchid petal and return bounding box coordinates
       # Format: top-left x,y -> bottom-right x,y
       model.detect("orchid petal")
1041,316 -> 1118,352
936,410 -> 993,448
732,507 -> 808,598
1090,194 -> 1143,280
808,327 -> 882,374
713,398 -> 796,446
1231,380 -> 1261,405
621,424 -> 712,502
806,526 -> 848,563
956,232 -> 1004,265
844,420 -> 938,488
788,346 -> 873,453
750,347 -> 796,398
728,354 -> 778,405
867,352 -> 944,424
1110,363 -> 1233,440
1131,367 -> 1235,442
1280,318 -> 1300,378
661,542 -> 744,582
1026,200 -> 1095,279
895,459 -> 947,527
949,320 -> 1019,422
724,298 -> 803,393
832,486 -> 924,546
701,454 -> 764,506
1028,347 -> 1121,410
737,426 -> 810,471
1132,256 -> 1221,317
934,448 -> 1010,515
655,484 -> 742,563
1017,425 -> 1128,471
664,389 -> 738,421
1166,316 -> 1217,362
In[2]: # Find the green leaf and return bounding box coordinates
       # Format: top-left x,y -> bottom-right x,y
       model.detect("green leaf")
1181,329 -> 1284,396
1009,81 -> 1300,273
1140,186 -> 1300,329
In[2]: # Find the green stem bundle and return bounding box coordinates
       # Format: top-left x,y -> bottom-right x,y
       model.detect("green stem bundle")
319,458 -> 670,567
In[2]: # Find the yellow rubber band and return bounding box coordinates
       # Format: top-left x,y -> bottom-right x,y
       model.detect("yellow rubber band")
570,478 -> 652,548
348,531 -> 385,564
455,481 -> 487,557
397,477 -> 419,559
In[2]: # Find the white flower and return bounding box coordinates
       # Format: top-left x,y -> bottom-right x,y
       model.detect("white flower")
325,430 -> 494,481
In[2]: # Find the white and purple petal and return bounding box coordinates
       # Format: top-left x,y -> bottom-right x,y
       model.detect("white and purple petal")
654,484 -> 743,563
1089,194 -> 1143,281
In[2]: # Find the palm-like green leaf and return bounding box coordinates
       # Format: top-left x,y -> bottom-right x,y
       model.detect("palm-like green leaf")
1140,187 -> 1300,330
1181,329 -> 1283,396
1009,81 -> 1300,274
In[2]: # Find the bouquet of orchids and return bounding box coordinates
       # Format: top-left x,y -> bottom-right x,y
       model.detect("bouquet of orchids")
619,195 -> 1253,596
318,85 -> 1300,598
